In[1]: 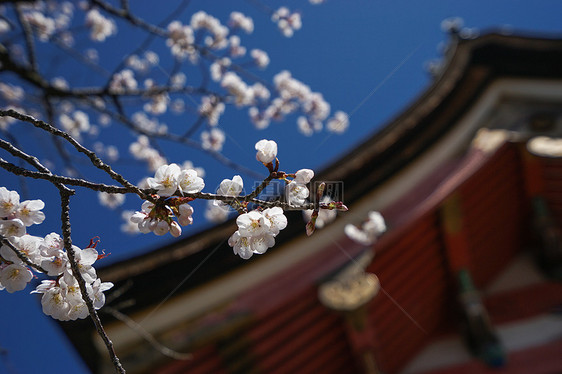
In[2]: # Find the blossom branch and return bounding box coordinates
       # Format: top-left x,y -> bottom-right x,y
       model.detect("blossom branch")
0,234 -> 48,274
58,188 -> 126,374
0,109 -> 149,201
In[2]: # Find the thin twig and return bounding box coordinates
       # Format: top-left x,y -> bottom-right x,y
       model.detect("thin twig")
0,109 -> 149,201
104,306 -> 192,361
14,5 -> 38,72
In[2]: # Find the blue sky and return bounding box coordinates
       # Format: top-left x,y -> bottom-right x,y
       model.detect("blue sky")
2,1 -> 562,373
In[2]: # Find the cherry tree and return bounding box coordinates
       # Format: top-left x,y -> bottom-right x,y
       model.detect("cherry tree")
0,1 -> 372,372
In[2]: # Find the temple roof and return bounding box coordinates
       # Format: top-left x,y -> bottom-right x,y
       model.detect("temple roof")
60,31 -> 562,373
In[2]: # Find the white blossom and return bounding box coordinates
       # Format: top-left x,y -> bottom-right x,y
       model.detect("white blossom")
345,211 -> 386,245
14,200 -> 45,226
251,49 -> 269,69
144,93 -> 169,115
255,139 -> 278,164
24,11 -> 56,41
1,234 -> 43,265
229,208 -> 287,259
177,169 -> 205,194
204,200 -> 229,223
0,83 -> 25,103
59,110 -> 90,138
326,111 -> 350,134
166,21 -> 196,60
228,36 -> 246,58
201,128 -> 225,152
262,207 -> 287,235
0,219 -> 26,237
190,11 -> 228,49
285,181 -> 309,206
0,264 -> 33,293
272,7 -> 302,37
147,163 -> 181,196
98,192 -> 125,209
217,175 -> 244,197
210,57 -> 231,82
121,210 -> 140,234
177,203 -> 194,226
221,72 -> 253,107
0,187 -> 20,218
109,69 -> 138,93
199,96 -> 225,126
85,8 -> 116,42
229,11 -> 254,34
295,169 -> 314,184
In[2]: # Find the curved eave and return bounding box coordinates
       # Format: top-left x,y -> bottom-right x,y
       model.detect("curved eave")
322,32 -> 562,200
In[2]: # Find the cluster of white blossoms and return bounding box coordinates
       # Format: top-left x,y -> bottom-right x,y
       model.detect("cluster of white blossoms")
0,187 -> 45,238
271,7 -> 302,37
126,50 -> 160,74
109,69 -> 138,94
0,187 -> 113,321
59,110 -> 90,139
201,128 -> 226,152
199,95 -> 226,126
246,70 -> 349,136
129,135 -> 167,172
285,169 -> 314,206
166,20 -> 196,61
85,8 -> 116,42
130,163 -> 204,237
129,140 -> 323,259
228,11 -> 254,34
228,208 -> 287,259
345,211 -> 387,246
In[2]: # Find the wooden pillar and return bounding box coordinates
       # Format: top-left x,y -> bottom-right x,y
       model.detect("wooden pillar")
318,254 -> 381,374
439,193 -> 506,367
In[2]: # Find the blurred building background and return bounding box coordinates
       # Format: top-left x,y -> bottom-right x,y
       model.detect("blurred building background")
61,31 -> 562,374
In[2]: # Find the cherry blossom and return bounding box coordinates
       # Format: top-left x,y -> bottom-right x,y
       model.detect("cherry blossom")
229,11 -> 254,34
109,69 -> 138,93
98,192 -> 126,209
251,49 -> 270,69
272,7 -> 302,37
0,218 -> 26,237
201,128 -> 226,151
147,163 -> 181,196
0,187 -> 20,217
263,207 -> 288,235
59,111 -> 90,139
255,139 -> 278,164
178,169 -> 205,194
85,8 -> 117,42
217,175 -> 244,197
166,20 -> 196,60
326,111 -> 350,134
228,208 -> 287,259
199,96 -> 226,126
0,264 -> 33,293
294,169 -> 314,184
345,211 -> 386,245
177,203 -> 194,226
15,200 -> 46,226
